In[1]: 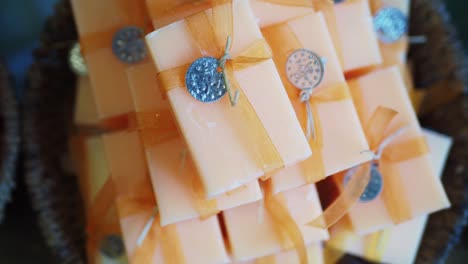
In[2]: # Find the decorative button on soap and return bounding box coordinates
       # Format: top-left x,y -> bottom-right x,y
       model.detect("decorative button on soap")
185,57 -> 227,103
68,43 -> 88,76
100,234 -> 125,259
286,49 -> 325,90
344,164 -> 383,202
373,7 -> 408,44
112,26 -> 147,64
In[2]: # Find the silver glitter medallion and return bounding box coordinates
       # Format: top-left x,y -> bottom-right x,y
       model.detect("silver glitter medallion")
286,49 -> 324,90
112,26 -> 147,64
373,7 -> 408,44
100,234 -> 125,259
185,57 -> 227,103
343,164 -> 383,203
68,43 -> 88,76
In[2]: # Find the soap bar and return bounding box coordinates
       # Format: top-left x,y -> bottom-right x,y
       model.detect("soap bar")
223,184 -> 328,261
102,132 -> 229,264
328,129 -> 452,264
71,0 -> 150,119
336,67 -> 449,235
128,62 -> 263,226
74,77 -> 99,125
334,0 -> 382,75
260,12 -> 370,193
250,0 -> 313,28
146,0 -> 311,197
234,243 -> 324,264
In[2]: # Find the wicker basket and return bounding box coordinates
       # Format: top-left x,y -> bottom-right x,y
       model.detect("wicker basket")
24,0 -> 467,263
0,62 -> 20,223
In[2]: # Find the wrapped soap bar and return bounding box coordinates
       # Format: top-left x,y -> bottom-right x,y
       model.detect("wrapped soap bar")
234,243 -> 324,264
71,0 -> 151,119
222,184 -> 328,261
327,129 -> 452,264
258,12 -> 371,193
102,131 -> 229,264
70,136 -> 128,264
334,0 -> 382,76
127,62 -> 263,226
330,67 -> 449,235
74,77 -> 99,126
146,0 -> 311,197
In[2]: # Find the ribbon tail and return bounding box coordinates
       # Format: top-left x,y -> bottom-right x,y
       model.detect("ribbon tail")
364,230 -> 390,262
264,183 -> 308,264
307,163 -> 372,229
132,216 -> 160,264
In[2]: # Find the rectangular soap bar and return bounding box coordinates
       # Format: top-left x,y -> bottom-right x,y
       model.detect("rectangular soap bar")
103,132 -> 229,264
336,67 -> 450,235
71,0 -> 150,119
250,0 -> 314,28
74,77 -> 99,125
223,184 -> 328,261
334,0 -> 382,75
261,12 -> 371,193
234,243 -> 324,264
128,62 -> 263,226
146,0 -> 311,197
328,129 -> 452,264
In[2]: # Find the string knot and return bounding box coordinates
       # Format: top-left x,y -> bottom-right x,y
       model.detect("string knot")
218,36 -> 239,106
300,89 -> 312,102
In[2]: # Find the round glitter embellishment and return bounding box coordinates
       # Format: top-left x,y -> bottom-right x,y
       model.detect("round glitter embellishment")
100,235 -> 125,259
68,43 -> 88,76
185,57 -> 227,103
112,26 -> 147,64
344,164 -> 383,202
286,49 -> 324,90
373,7 -> 408,44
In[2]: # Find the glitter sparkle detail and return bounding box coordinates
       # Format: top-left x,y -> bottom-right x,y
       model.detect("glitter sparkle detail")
373,7 -> 408,44
68,43 -> 88,75
286,49 -> 324,90
344,164 -> 383,203
100,235 -> 125,259
185,57 -> 227,103
112,26 -> 147,64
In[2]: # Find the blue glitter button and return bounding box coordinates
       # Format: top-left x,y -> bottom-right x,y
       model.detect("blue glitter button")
286,49 -> 324,90
344,164 -> 383,202
185,57 -> 227,103
100,235 -> 125,259
373,7 -> 408,44
112,26 -> 147,64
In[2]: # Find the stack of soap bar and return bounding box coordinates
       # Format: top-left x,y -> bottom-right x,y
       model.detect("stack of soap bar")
71,0 -> 150,119
334,0 -> 382,76
223,184 -> 328,261
333,66 -> 450,234
257,11 -> 371,193
146,0 -> 311,197
128,62 -> 263,226
103,132 -> 229,264
327,129 -> 452,264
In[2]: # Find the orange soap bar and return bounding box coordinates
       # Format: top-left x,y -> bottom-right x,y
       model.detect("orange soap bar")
74,77 -> 99,125
250,0 -> 314,28
128,63 -> 263,226
263,12 -> 371,193
71,0 -> 150,119
146,0 -> 311,197
328,129 -> 452,264
339,67 -> 449,235
103,132 -> 229,264
223,184 -> 328,261
235,243 -> 324,264
334,0 -> 382,74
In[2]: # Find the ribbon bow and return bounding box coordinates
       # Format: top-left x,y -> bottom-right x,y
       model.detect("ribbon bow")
308,106 -> 429,229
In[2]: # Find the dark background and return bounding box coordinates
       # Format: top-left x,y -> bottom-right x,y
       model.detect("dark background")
0,0 -> 466,263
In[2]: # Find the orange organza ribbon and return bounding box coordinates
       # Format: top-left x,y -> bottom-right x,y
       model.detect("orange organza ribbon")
156,0 -> 284,173
78,0 -> 150,56
263,181 -> 308,264
262,22 -> 351,183
308,106 -> 429,229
